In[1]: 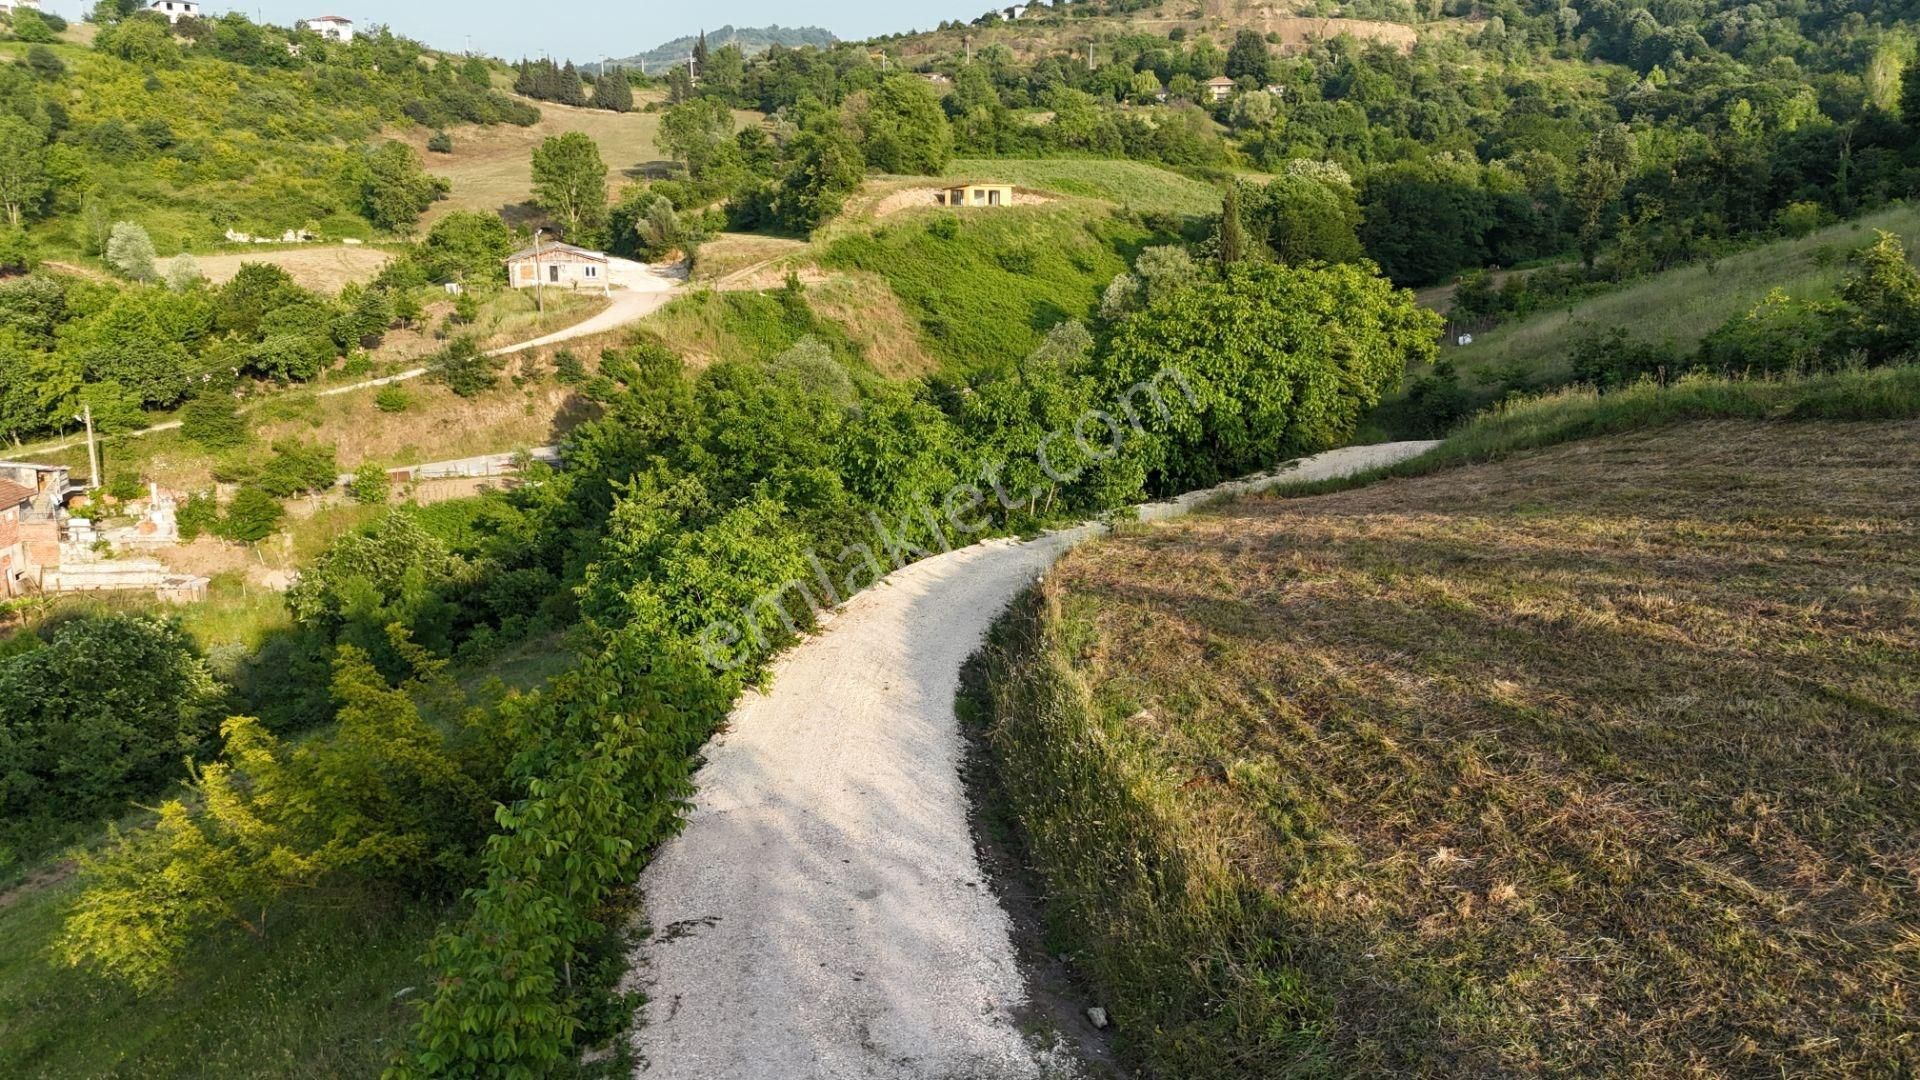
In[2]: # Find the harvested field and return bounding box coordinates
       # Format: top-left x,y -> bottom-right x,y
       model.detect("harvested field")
397,95 -> 764,227
985,420 -> 1920,1077
158,245 -> 395,292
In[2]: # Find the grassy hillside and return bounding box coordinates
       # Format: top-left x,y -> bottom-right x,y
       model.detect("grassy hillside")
821,201 -> 1171,370
941,159 -> 1223,218
0,874 -> 440,1077
396,94 -> 767,228
1428,204 -> 1920,396
980,402 -> 1920,1075
11,22 -> 536,257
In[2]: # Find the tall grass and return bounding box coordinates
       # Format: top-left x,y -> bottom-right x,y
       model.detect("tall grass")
1296,364 -> 1920,496
1433,203 -> 1920,390
974,593 -> 1327,1075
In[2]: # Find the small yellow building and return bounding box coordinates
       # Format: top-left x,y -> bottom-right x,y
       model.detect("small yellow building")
937,183 -> 1016,208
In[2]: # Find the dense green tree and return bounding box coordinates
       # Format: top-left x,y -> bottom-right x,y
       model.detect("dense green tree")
358,141 -> 449,236
1574,124 -> 1637,269
418,210 -> 515,283
1102,262 -> 1440,488
773,129 -> 865,233
1225,30 -> 1272,83
655,98 -> 736,177
858,75 -> 954,174
594,66 -> 634,112
531,131 -> 608,239
0,615 -> 217,857
1243,174 -> 1364,266
0,116 -> 46,228
701,44 -> 747,104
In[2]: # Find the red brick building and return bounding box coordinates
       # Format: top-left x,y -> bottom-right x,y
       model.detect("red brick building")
0,478 -> 33,597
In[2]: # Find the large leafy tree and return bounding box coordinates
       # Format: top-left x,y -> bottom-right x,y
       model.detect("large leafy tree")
857,75 -> 954,175
1102,263 -> 1440,489
358,140 -> 450,236
531,131 -> 608,239
654,97 -> 736,178
0,615 -> 218,862
773,129 -> 865,233
0,116 -> 48,227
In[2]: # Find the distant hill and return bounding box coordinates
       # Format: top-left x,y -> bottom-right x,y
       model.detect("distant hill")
605,25 -> 836,73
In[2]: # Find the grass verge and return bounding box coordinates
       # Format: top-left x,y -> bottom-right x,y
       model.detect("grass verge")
981,418 -> 1920,1075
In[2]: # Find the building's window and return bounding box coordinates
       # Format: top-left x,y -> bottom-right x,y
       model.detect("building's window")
549,265 -> 561,283
584,265 -> 598,278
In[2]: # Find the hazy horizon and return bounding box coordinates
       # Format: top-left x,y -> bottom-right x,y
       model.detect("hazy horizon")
40,0 -> 968,64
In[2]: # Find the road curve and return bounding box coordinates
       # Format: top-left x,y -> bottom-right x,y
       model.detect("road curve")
628,440 -> 1441,1079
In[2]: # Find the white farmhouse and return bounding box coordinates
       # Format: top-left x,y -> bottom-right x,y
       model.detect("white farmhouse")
147,0 -> 200,22
303,14 -> 355,42
0,1 -> 45,16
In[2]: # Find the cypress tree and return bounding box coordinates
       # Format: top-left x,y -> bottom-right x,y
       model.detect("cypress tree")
557,62 -> 587,107
1219,183 -> 1249,267
596,66 -> 634,113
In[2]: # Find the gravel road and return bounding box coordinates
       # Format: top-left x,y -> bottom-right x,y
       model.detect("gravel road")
629,441 -> 1441,1079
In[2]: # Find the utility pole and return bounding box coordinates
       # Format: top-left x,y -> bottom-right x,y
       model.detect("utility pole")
964,35 -> 973,66
1087,43 -> 1095,72
79,404 -> 100,492
532,228 -> 545,316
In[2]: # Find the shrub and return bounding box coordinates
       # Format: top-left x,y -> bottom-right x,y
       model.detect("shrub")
105,222 -> 157,281
1405,359 -> 1471,436
374,385 -> 413,412
430,336 -> 499,397
552,349 -> 587,384
348,463 -> 390,505
1569,327 -> 1683,390
106,471 -> 144,503
256,441 -> 339,498
426,130 -> 454,154
176,490 -> 219,540
218,486 -> 284,543
180,395 -> 250,449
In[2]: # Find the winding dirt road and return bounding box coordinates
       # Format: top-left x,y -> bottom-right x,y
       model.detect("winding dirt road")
629,440 -> 1441,1079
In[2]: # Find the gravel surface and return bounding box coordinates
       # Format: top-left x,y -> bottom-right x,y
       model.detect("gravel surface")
629,441 -> 1441,1079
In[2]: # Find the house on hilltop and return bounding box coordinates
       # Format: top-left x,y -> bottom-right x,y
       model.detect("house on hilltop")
0,1 -> 44,15
147,0 -> 200,22
302,14 -> 355,42
936,182 -> 1016,208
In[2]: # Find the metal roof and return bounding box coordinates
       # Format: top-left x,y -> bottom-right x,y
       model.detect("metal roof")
506,240 -> 609,263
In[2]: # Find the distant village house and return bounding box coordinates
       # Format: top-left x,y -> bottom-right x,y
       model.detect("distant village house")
937,182 -> 1015,208
302,14 -> 355,42
507,240 -> 610,291
0,1 -> 44,15
148,0 -> 200,22
1206,76 -> 1237,102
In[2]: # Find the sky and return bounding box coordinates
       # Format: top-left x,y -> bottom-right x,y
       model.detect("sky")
44,1 -> 966,62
